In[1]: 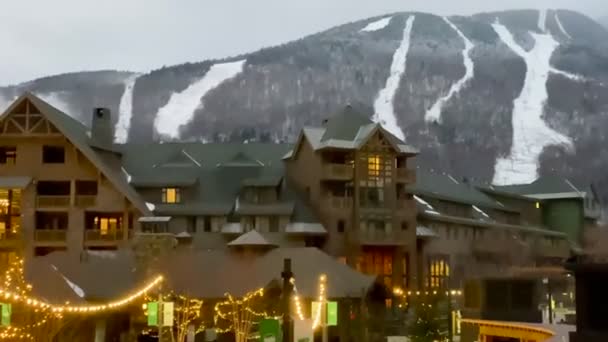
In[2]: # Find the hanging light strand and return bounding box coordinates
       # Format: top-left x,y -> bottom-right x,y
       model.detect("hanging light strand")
289,277 -> 304,321
312,274 -> 326,330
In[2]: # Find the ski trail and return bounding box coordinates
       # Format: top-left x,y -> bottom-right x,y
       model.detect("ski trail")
550,68 -> 585,81
372,15 -> 415,140
361,17 -> 393,32
538,8 -> 547,32
425,17 -> 475,123
554,13 -> 572,39
154,60 -> 246,139
491,19 -> 573,185
114,74 -> 139,143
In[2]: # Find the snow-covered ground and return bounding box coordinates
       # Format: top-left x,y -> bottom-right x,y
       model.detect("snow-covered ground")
538,9 -> 547,32
114,74 -> 139,143
554,13 -> 572,39
492,19 -> 574,185
372,16 -> 415,140
425,17 -> 475,123
360,16 -> 393,32
37,92 -> 73,116
154,60 -> 246,139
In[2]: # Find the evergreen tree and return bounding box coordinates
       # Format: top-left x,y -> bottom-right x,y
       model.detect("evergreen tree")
406,294 -> 450,342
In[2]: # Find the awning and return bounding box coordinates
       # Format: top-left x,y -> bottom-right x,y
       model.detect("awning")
416,226 -> 438,238
285,222 -> 327,235
227,230 -> 276,247
138,216 -> 172,223
0,176 -> 32,189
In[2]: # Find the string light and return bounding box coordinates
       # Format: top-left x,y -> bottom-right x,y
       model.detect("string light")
213,288 -> 273,342
312,274 -> 326,330
290,278 -> 304,321
0,275 -> 163,314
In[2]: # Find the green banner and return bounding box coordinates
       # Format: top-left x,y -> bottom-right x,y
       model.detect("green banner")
1,303 -> 11,326
147,302 -> 159,326
259,318 -> 281,342
327,302 -> 338,326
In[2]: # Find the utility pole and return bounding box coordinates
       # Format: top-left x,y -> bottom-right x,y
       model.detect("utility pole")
158,292 -> 164,342
281,258 -> 294,342
322,299 -> 328,342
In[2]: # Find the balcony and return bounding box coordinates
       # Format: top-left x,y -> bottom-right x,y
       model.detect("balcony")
36,195 -> 70,207
396,168 -> 416,183
321,196 -> 353,210
34,230 -> 67,245
321,163 -> 354,180
357,229 -> 406,246
75,195 -> 96,207
84,229 -> 125,246
0,231 -> 21,247
395,199 -> 417,218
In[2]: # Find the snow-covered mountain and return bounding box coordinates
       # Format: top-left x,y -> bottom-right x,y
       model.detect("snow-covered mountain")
2,9 -> 608,200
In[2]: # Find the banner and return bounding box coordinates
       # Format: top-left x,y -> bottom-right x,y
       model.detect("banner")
163,302 -> 174,327
259,318 -> 281,342
147,302 -> 158,326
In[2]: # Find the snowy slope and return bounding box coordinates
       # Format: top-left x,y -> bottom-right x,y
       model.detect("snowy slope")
538,8 -> 548,32
425,17 -> 475,123
554,13 -> 572,39
372,16 -> 415,140
154,60 -> 246,139
114,74 -> 139,143
37,92 -> 73,115
0,94 -> 10,113
360,17 -> 393,32
492,16 -> 573,185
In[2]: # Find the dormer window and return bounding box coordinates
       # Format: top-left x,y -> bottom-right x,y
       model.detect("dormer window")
162,188 -> 181,204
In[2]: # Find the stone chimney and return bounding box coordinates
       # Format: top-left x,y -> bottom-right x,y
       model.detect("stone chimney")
91,107 -> 113,147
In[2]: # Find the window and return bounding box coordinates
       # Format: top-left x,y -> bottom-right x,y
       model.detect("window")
401,222 -> 409,231
35,212 -> 68,230
337,220 -> 345,233
367,155 -> 381,178
42,145 -> 65,164
203,216 -> 212,232
0,147 -> 16,165
75,181 -> 98,195
84,212 -> 122,234
269,216 -> 279,233
427,255 -> 450,288
402,253 -> 409,289
187,217 -> 196,233
0,189 -> 21,237
36,181 -> 70,196
359,249 -> 395,288
162,188 -> 181,203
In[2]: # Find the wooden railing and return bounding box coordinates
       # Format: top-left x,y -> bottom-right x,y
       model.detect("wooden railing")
323,196 -> 353,210
75,195 -> 96,207
36,195 -> 70,207
34,230 -> 67,242
396,168 -> 416,183
85,229 -> 124,242
0,231 -> 20,241
358,229 -> 403,245
322,163 -> 354,180
460,319 -> 555,342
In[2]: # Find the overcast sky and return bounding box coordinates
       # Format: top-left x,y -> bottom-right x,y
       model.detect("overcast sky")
0,0 -> 605,85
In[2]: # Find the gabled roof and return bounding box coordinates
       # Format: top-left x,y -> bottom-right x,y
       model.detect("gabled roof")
0,93 -> 151,215
285,105 -> 418,160
155,149 -> 201,168
227,230 -> 276,247
487,176 -> 584,200
219,151 -> 264,167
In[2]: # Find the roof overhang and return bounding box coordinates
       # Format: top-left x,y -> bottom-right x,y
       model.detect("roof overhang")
285,223 -> 327,235
138,216 -> 172,223
0,176 -> 32,189
524,192 -> 584,200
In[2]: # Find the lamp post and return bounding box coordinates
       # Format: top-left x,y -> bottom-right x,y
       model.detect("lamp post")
281,258 -> 294,342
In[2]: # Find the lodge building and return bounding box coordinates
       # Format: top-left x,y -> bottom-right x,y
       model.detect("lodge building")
0,93 -> 602,293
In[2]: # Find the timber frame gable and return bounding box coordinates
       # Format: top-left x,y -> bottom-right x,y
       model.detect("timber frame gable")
0,93 -> 152,216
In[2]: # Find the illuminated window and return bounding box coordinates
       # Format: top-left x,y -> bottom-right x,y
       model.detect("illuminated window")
162,188 -> 181,204
428,255 -> 450,288
367,155 -> 381,177
535,202 -> 540,209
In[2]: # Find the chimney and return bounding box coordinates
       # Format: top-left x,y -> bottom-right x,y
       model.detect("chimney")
91,107 -> 113,147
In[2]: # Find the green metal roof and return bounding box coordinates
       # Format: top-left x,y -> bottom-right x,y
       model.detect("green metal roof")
490,176 -> 582,197
409,171 -> 508,211
320,105 -> 373,142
